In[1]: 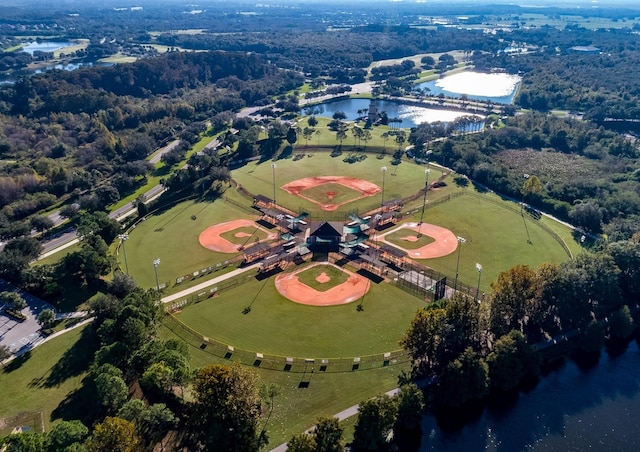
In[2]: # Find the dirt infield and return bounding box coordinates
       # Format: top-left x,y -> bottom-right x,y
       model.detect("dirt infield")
379,222 -> 458,259
198,219 -> 277,253
275,263 -> 370,306
281,176 -> 380,211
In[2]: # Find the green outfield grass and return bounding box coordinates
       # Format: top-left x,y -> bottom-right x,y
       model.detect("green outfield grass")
173,273 -> 425,358
120,199 -> 254,288
0,325 -> 93,432
219,226 -> 268,247
384,229 -> 435,250
402,192 -> 574,292
296,264 -> 350,291
299,182 -> 364,207
233,152 -> 434,214
159,323 -> 404,447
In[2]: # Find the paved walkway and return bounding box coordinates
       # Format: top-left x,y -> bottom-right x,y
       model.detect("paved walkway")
161,263 -> 261,304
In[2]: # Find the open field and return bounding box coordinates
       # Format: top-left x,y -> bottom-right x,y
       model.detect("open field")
0,326 -> 93,432
121,199 -> 252,289
173,271 -> 424,357
159,323 -> 404,447
233,151 -> 435,215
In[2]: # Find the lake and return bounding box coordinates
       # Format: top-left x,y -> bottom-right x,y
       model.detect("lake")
418,71 -> 521,105
307,98 -> 482,129
420,341 -> 640,451
22,41 -> 75,55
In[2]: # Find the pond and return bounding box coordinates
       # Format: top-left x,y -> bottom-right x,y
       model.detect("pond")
417,71 -> 521,105
420,341 -> 640,451
21,41 -> 75,55
306,98 -> 482,129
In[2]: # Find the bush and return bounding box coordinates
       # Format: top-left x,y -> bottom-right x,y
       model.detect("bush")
5,308 -> 26,321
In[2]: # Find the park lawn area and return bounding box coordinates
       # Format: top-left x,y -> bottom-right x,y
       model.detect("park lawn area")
0,325 -> 95,433
34,242 -> 81,267
174,273 -> 426,358
120,199 -> 253,289
233,151 -> 432,215
299,182 -> 364,207
219,226 -> 268,247
406,191 -> 574,292
159,323 -> 406,447
296,264 -> 350,291
384,229 -> 435,250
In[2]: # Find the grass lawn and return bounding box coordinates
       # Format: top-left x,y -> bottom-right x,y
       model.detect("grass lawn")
0,325 -> 95,433
173,274 -> 425,358
299,182 -> 364,206
120,199 -> 252,289
159,324 -> 406,447
404,191 -> 574,291
219,226 -> 268,247
384,229 -> 435,250
233,151 -> 433,215
296,264 -> 350,291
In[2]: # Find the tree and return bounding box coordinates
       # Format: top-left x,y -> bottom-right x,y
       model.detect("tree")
569,202 -> 603,233
302,127 -> 315,148
486,330 -> 540,392
109,272 -> 138,298
286,127 -> 298,147
0,344 -> 11,362
608,305 -> 634,341
140,362 -> 174,395
394,383 -> 425,431
87,417 -> 142,452
437,348 -> 488,407
352,394 -> 397,451
30,215 -> 55,233
521,175 -> 544,203
117,399 -> 147,428
401,307 -> 447,375
489,265 -> 538,338
189,363 -> 263,452
361,130 -> 372,150
314,416 -> 344,452
2,431 -> 45,452
607,240 -> 640,299
287,433 -> 316,452
335,129 -> 347,147
94,373 -> 128,412
140,403 -> 178,447
46,420 -> 89,452
0,291 -> 27,310
37,309 -> 56,329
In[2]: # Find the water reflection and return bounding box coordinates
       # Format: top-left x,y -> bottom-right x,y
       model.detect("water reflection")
421,341 -> 640,451
418,71 -> 521,105
308,98 -> 481,129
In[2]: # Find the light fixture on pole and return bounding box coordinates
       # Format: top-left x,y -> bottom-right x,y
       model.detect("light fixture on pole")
418,167 -> 431,236
271,163 -> 277,207
454,236 -> 466,291
475,263 -> 483,302
118,233 -> 129,274
153,258 -> 161,298
380,166 -> 387,209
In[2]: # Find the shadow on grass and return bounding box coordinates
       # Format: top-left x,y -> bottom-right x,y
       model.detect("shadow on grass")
51,379 -> 102,425
2,350 -> 32,373
32,327 -> 98,388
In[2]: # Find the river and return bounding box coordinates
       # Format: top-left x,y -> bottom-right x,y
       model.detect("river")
420,340 -> 640,451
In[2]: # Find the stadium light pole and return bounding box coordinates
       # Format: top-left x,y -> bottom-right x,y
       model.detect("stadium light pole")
118,233 -> 129,274
475,263 -> 483,303
271,162 -> 277,207
153,258 -> 161,299
380,166 -> 387,209
454,236 -> 466,292
418,167 -> 430,235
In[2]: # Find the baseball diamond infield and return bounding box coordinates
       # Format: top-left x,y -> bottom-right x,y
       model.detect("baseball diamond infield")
275,262 -> 370,306
199,219 -> 277,253
281,176 -> 381,211
379,222 -> 458,259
